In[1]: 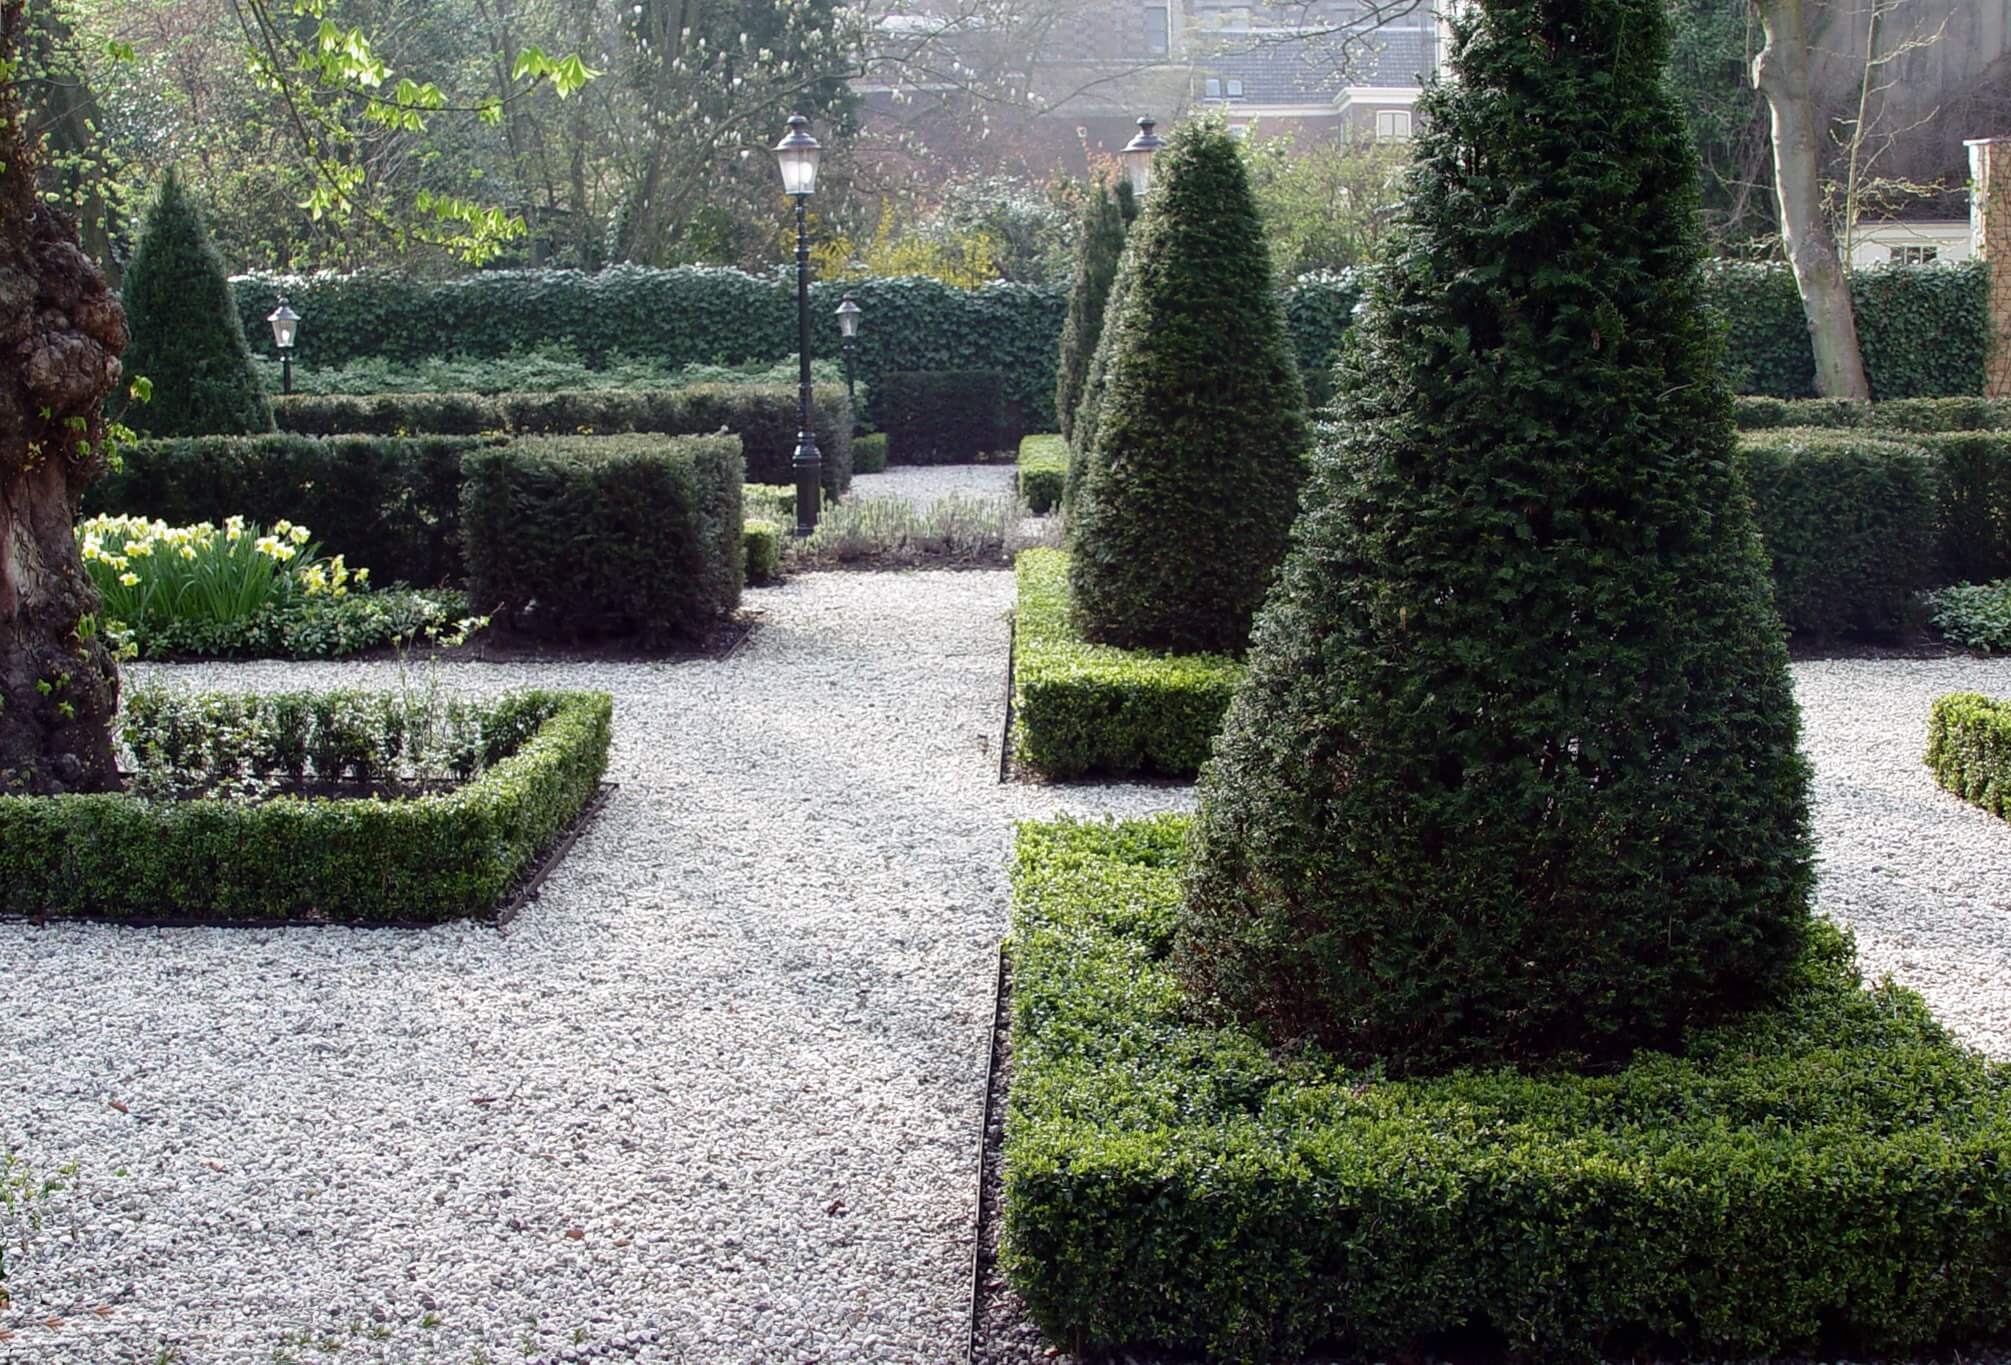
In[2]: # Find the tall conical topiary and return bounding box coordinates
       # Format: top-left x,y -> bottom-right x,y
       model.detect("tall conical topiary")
1177,0 -> 1814,1076
121,169 -> 273,437
1068,121 -> 1309,656
1055,181 -> 1127,447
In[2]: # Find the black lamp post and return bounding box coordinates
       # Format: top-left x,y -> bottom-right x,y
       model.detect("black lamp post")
1122,115 -> 1165,199
773,114 -> 823,536
834,293 -> 861,419
266,296 -> 301,395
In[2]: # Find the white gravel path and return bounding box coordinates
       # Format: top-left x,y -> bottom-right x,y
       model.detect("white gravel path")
850,463 -> 1016,508
1,572 -> 2008,1365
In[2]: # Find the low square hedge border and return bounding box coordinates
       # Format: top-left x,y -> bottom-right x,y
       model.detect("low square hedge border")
1011,549 -> 1243,778
0,690 -> 612,924
1927,692 -> 2011,817
1017,435 -> 1067,514
1003,816 -> 2011,1364
1734,395 -> 2011,433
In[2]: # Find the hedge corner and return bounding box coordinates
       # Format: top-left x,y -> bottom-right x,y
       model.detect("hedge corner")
1002,815 -> 2011,1365
1010,549 -> 1242,779
1018,435 -> 1067,514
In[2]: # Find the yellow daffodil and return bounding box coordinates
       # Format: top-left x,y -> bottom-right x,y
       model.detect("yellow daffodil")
118,572 -> 139,587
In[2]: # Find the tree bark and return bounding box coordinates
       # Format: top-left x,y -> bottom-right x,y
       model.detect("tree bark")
1753,0 -> 1871,400
0,0 -> 127,795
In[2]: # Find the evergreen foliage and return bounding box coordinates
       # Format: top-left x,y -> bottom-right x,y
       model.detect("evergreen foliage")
1178,0 -> 1815,1074
1054,182 -> 1128,445
122,169 -> 274,437
1067,122 -> 1310,656
1061,237 -> 1136,509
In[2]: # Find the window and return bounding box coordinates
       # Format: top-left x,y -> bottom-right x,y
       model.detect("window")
1889,245 -> 1940,266
1375,109 -> 1412,140
1226,78 -> 1244,97
1205,77 -> 1222,98
1144,5 -> 1169,55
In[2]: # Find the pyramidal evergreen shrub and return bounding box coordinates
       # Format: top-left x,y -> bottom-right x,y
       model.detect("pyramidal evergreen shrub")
1055,182 -> 1128,446
1177,0 -> 1815,1075
1067,121 -> 1310,656
1062,231 -> 1135,510
121,169 -> 274,438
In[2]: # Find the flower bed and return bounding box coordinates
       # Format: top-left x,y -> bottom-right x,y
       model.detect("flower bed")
1003,816 -> 2011,1363
1010,549 -> 1242,778
0,688 -> 612,924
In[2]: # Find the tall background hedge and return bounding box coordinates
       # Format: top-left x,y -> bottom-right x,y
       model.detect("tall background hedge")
229,259 -> 1987,423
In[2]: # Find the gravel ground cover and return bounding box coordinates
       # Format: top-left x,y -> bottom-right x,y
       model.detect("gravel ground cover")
2,571 -> 2008,1365
850,463 -> 1015,509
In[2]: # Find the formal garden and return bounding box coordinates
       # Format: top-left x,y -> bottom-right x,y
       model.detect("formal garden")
4,0 -> 2011,1359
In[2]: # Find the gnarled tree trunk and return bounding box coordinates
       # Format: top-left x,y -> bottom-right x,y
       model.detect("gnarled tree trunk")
0,0 -> 127,795
1753,0 -> 1872,400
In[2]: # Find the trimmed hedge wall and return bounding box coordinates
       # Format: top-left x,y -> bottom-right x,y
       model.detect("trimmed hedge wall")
461,434 -> 743,642
0,690 -> 612,923
1740,431 -> 1939,636
853,432 -> 888,474
1734,395 -> 2011,433
88,434 -> 485,588
1017,435 -> 1067,514
1004,816 -> 2011,1364
275,384 -> 852,497
877,370 -> 1007,463
1926,692 -> 2011,817
232,262 -> 1987,432
1012,550 -> 1242,778
745,520 -> 782,584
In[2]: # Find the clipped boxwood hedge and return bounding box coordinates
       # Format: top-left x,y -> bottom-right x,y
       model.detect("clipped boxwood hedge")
1011,550 -> 1242,778
1017,435 -> 1067,514
745,519 -> 782,584
1739,430 -> 1939,635
88,433 -> 486,588
462,434 -> 743,642
877,369 -> 1006,463
1926,692 -> 2011,817
276,383 -> 852,497
0,690 -> 611,924
853,432 -> 888,474
1733,395 -> 2011,433
1003,816 -> 2011,1364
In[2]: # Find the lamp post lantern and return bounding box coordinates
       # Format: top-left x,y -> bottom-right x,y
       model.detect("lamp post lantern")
774,114 -> 823,536
834,293 -> 861,418
1121,115 -> 1164,199
267,297 -> 301,395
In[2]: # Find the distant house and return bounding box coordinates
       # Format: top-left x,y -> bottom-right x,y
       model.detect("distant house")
852,1 -> 1445,178
1846,218 -> 1974,269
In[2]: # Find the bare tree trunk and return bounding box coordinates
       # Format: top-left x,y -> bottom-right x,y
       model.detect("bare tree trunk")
0,0 -> 127,795
1753,0 -> 1871,400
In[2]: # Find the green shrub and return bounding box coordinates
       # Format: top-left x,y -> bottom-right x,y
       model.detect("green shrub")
123,169 -> 274,437
0,690 -> 611,923
876,370 -> 1006,463
744,520 -> 782,584
1739,431 -> 1938,636
1733,395 -> 2011,432
280,349 -> 846,396
460,434 -> 743,642
273,392 -> 507,436
1017,436 -> 1068,514
1927,693 -> 2011,816
1066,233 -> 1141,509
1070,120 -> 1310,657
1012,550 -> 1242,778
1922,432 -> 2011,583
1005,817 -> 2011,1364
1055,183 -> 1130,444
853,432 -> 888,474
1180,0 -> 1813,1075
87,434 -> 481,588
120,589 -> 469,660
1923,583 -> 2011,652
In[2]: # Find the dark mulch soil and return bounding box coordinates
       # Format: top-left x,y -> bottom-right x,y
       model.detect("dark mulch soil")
1786,629 -> 1967,663
350,614 -> 757,665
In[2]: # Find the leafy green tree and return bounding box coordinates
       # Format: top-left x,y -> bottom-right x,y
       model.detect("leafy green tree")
1055,180 -> 1125,445
1067,120 -> 1309,656
121,168 -> 273,437
1178,0 -> 1814,1075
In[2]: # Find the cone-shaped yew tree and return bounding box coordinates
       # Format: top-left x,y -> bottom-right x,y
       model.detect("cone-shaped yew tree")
1068,121 -> 1309,656
1177,0 -> 1815,1074
122,167 -> 273,438
0,0 -> 127,793
1056,180 -> 1127,447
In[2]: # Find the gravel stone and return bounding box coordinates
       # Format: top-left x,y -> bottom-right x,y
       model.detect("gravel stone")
2,572 -> 2007,1365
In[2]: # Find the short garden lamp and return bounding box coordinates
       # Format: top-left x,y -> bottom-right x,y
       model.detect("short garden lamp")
835,293 -> 862,414
267,297 -> 301,395
774,114 -> 823,535
1122,116 -> 1165,198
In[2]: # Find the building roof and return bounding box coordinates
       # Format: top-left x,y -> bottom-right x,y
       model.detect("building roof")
1196,26 -> 1435,104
